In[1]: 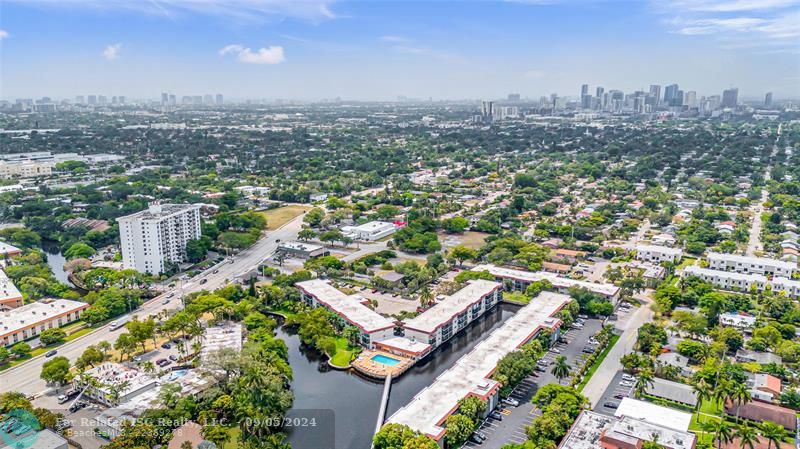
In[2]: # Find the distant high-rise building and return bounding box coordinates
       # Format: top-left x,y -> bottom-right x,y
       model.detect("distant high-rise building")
649,85 -> 661,106
98,95 -> 107,105
181,96 -> 192,104
721,88 -> 739,108
595,87 -> 604,98
111,96 -> 118,105
581,84 -> 589,97
764,92 -> 773,107
75,95 -> 84,105
193,96 -> 203,105
664,84 -> 680,106
87,95 -> 97,105
161,92 -> 169,105
550,93 -> 558,110
215,93 -> 223,105
204,94 -> 214,105
581,94 -> 592,110
684,91 -> 697,108
119,96 -> 126,105
169,94 -> 177,105
507,93 -> 520,102
481,101 -> 494,123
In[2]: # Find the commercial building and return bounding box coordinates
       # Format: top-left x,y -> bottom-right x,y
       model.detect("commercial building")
719,312 -> 757,330
277,241 -> 328,259
559,408 -> 696,449
707,252 -> 798,278
0,269 -> 23,310
0,428 -> 69,449
722,88 -> 739,108
76,362 -> 158,406
635,244 -> 683,264
472,264 -> 620,300
118,203 -> 202,275
296,279 -> 395,348
389,292 -> 570,443
0,299 -> 89,347
402,280 -> 501,349
199,323 -> 243,362
341,221 -> 398,241
724,399 -> 796,431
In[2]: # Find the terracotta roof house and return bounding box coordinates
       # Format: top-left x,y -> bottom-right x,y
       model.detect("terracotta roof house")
724,400 -> 797,431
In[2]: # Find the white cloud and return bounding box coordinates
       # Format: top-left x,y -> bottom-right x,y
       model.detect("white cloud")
393,45 -> 464,64
103,43 -> 122,60
657,0 -> 800,12
5,0 -> 336,23
219,44 -> 285,64
0,30 -> 8,39
380,35 -> 408,43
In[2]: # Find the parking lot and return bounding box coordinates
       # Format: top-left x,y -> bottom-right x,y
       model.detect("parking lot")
592,370 -> 635,415
464,318 -> 604,449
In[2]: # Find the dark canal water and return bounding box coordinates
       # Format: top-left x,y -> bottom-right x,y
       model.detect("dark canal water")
277,302 -> 519,449
41,240 -> 73,286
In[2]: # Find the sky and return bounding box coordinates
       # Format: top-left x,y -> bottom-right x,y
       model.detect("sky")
1,0 -> 799,101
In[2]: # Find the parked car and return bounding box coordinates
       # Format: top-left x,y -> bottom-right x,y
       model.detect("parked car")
613,393 -> 627,400
621,374 -> 636,382
619,380 -> 635,387
474,430 -> 487,440
213,269 -> 219,274
199,278 -> 208,285
132,356 -> 142,363
162,298 -> 171,305
161,342 -> 172,349
549,348 -> 561,354
156,358 -> 170,367
169,355 -> 179,362
68,401 -> 87,413
578,314 -> 588,319
488,411 -> 503,421
469,434 -> 484,444
45,350 -> 58,358
603,402 -> 619,409
502,398 -> 520,407
582,347 -> 595,354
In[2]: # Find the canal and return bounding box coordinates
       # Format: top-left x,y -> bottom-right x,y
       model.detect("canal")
277,302 -> 520,449
41,239 -> 73,286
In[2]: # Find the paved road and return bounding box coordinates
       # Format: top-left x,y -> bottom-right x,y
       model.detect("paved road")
581,294 -> 654,408
746,145 -> 776,256
593,370 -> 635,414
0,214 -> 306,397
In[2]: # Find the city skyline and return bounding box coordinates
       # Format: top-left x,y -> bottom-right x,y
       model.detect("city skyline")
1,0 -> 799,100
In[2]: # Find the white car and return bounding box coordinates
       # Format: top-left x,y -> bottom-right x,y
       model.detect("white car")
621,374 -> 636,382
620,380 -> 635,387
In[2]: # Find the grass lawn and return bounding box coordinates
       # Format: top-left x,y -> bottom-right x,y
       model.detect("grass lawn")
329,337 -> 358,367
578,334 -> 620,391
259,205 -> 311,230
675,257 -> 697,270
438,231 -> 489,250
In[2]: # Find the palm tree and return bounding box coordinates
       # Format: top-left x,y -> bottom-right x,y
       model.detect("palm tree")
730,382 -> 752,424
693,378 -> 712,423
760,421 -> 788,449
418,286 -> 434,309
715,379 -> 735,410
551,355 -> 570,384
634,369 -> 655,399
734,423 -> 759,449
714,421 -> 734,449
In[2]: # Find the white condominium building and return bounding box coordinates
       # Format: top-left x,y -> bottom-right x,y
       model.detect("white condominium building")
682,265 -> 800,299
635,244 -> 683,264
118,203 -> 202,275
707,252 -> 798,278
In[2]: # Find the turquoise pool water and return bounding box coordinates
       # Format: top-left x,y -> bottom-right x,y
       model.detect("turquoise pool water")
371,354 -> 401,366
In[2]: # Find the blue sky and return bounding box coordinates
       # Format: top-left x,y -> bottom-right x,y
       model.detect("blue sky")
1,0 -> 798,100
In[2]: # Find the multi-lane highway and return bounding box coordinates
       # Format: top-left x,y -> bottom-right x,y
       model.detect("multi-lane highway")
0,213 -> 306,397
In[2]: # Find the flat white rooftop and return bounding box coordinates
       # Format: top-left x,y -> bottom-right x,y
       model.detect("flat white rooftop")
344,221 -> 395,232
0,269 -> 23,305
403,280 -> 500,334
561,411 -> 695,449
117,203 -> 200,222
708,252 -> 797,269
375,336 -> 432,355
388,291 -> 570,439
614,398 -> 692,432
84,362 -> 157,398
296,279 -> 395,333
200,323 -> 243,361
0,298 -> 88,339
278,241 -> 324,252
683,265 -> 767,282
636,244 -> 683,255
472,264 -> 620,297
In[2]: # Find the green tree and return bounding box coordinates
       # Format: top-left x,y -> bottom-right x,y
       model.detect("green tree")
39,328 -> 66,346
551,355 -> 571,384
64,242 -> 96,259
298,228 -> 317,241
457,396 -> 487,422
759,421 -> 788,449
633,369 -> 654,398
10,342 -> 31,358
442,217 -> 470,233
734,423 -> 759,449
450,245 -> 477,266
303,208 -> 326,227
185,239 -> 208,263
40,356 -> 71,385
444,414 -> 474,447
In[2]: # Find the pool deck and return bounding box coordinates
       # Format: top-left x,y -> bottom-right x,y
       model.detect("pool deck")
352,350 -> 415,379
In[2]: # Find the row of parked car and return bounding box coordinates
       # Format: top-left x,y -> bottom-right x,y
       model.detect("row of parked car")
468,396 -> 521,444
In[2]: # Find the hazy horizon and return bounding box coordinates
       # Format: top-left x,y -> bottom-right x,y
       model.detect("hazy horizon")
1,0 -> 799,100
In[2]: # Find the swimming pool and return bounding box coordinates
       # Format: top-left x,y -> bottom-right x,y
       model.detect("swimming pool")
371,354 -> 401,366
